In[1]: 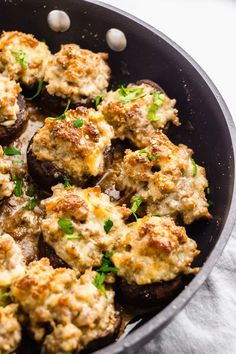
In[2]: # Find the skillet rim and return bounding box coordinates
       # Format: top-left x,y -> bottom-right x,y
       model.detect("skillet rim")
1,0 -> 236,353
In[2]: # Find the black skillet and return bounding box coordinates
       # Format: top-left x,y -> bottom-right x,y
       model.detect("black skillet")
0,0 -> 236,353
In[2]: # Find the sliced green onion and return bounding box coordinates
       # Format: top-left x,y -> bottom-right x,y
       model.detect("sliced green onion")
104,219 -> 113,234
191,158 -> 198,176
63,177 -> 72,188
13,178 -> 23,197
73,118 -> 83,128
13,49 -> 28,69
118,85 -> 144,103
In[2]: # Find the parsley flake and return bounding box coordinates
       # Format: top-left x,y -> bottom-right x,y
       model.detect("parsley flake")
0,290 -> 11,307
58,218 -> 74,234
26,80 -> 43,101
13,177 -> 23,197
93,253 -> 118,296
95,94 -> 103,109
148,91 -> 165,122
53,99 -> 71,120
191,158 -> 198,176
118,85 -> 144,103
139,148 -> 159,161
73,118 -> 83,128
130,196 -> 142,221
104,219 -> 113,234
13,49 -> 28,69
63,177 -> 72,188
3,146 -> 21,156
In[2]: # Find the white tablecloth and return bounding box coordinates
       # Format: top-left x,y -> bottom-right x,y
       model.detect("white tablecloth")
103,1 -> 236,352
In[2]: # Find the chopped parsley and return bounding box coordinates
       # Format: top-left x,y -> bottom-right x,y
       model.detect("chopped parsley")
58,218 -> 74,235
148,90 -> 165,122
73,118 -> 84,128
66,234 -> 81,241
63,177 -> 72,188
208,200 -> 213,207
25,80 -> 43,101
95,94 -> 103,109
191,158 -> 198,176
118,85 -> 144,103
13,49 -> 28,69
0,290 -> 11,307
130,196 -> 142,221
23,187 -> 38,210
53,99 -> 71,120
13,177 -> 23,197
3,146 -> 21,156
104,219 -> 113,234
93,253 -> 118,296
139,148 -> 159,161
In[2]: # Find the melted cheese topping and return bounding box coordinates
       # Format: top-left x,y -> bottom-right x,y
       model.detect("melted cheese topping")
118,131 -> 211,224
0,74 -> 21,126
112,216 -> 199,285
32,107 -> 114,180
0,304 -> 21,354
0,31 -> 52,86
0,234 -> 25,288
0,147 -> 14,200
98,83 -> 180,147
41,184 -> 130,273
45,44 -> 111,103
11,258 -> 118,352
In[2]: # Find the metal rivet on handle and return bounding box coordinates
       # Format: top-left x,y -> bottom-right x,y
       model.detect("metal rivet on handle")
106,28 -> 127,52
47,10 -> 71,32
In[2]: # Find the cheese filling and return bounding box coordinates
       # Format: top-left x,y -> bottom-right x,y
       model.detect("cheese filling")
45,44 -> 111,103
0,74 -> 21,126
0,31 -> 52,86
98,83 -> 180,148
32,107 -> 114,180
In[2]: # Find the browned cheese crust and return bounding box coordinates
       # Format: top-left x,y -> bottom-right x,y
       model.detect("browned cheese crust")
11,258 -> 119,354
98,82 -> 180,147
44,44 -> 111,103
0,304 -> 22,354
31,107 -> 114,182
0,31 -> 52,86
116,130 -> 211,224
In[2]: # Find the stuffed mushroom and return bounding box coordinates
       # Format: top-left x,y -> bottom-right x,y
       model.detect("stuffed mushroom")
0,75 -> 26,145
0,31 -> 52,87
98,80 -> 180,148
112,215 -> 199,306
11,258 -> 120,354
42,43 -> 111,115
27,107 -> 114,190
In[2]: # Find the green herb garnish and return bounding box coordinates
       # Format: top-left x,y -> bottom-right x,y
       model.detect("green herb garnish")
206,187 -> 210,195
104,219 -> 113,234
67,234 -> 81,241
12,159 -> 24,165
58,218 -> 74,234
53,99 -> 71,120
0,290 -> 11,307
73,118 -> 84,128
148,91 -> 164,122
25,80 -> 43,101
63,177 -> 72,188
191,158 -> 198,176
208,200 -> 213,207
139,148 -> 159,161
13,49 -> 28,69
13,177 -> 23,197
130,196 -> 142,221
93,253 -> 118,296
95,94 -> 103,109
23,187 -> 38,210
3,146 -> 21,156
118,85 -> 144,103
